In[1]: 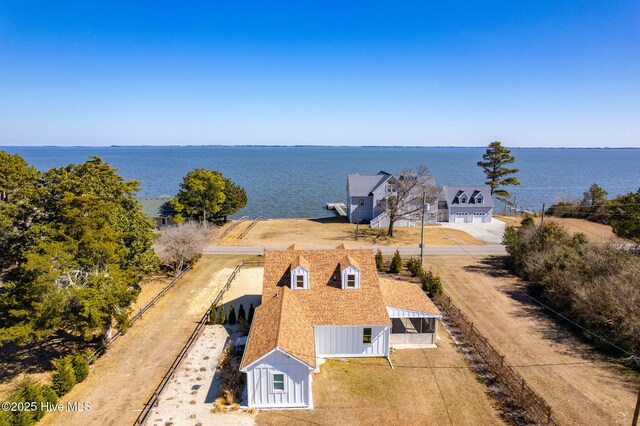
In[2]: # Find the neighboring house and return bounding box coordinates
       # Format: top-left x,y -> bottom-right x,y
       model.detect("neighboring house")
439,185 -> 494,223
239,244 -> 441,409
346,171 -> 438,228
138,196 -> 175,228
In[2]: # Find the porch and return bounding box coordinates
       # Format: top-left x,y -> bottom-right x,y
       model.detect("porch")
390,317 -> 438,348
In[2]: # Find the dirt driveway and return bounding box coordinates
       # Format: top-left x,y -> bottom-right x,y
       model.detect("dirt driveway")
40,255 -> 249,426
429,255 -> 639,426
258,329 -> 505,426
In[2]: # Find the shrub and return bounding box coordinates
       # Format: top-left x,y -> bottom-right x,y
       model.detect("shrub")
228,304 -> 237,326
5,379 -> 58,425
70,352 -> 89,383
406,257 -> 423,276
217,305 -> 226,325
217,343 -> 244,403
51,356 -> 76,396
247,304 -> 255,324
209,304 -> 217,324
238,304 -> 246,322
520,213 -> 535,227
420,269 -> 443,295
389,250 -> 403,274
375,249 -> 385,270
213,397 -> 226,412
238,317 -> 250,336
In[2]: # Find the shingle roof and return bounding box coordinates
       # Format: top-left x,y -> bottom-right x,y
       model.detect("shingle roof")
138,196 -> 174,218
378,278 -> 441,316
239,286 -> 316,370
262,248 -> 391,326
347,173 -> 391,197
291,255 -> 310,270
441,185 -> 494,208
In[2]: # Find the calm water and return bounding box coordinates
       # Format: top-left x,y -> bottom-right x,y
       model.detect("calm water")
2,146 -> 639,218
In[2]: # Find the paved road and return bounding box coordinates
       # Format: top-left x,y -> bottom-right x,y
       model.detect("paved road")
203,244 -> 507,256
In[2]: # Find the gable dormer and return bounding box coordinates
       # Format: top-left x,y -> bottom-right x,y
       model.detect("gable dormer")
290,255 -> 310,290
339,255 -> 361,290
455,190 -> 468,204
475,192 -> 484,204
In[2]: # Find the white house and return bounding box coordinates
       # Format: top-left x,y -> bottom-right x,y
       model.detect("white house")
239,244 -> 441,409
438,185 -> 494,223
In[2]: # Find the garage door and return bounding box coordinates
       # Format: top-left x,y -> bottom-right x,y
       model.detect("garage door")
472,213 -> 484,223
454,213 -> 468,223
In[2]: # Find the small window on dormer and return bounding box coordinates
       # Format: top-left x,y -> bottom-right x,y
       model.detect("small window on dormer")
477,196 -> 483,204
295,275 -> 304,288
460,196 -> 467,204
346,274 -> 356,288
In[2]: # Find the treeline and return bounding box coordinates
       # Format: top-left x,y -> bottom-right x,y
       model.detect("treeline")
503,220 -> 640,356
547,183 -> 640,244
0,151 -> 159,345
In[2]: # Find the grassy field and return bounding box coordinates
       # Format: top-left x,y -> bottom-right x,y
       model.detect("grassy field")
39,255 -> 249,426
215,217 -> 485,247
257,331 -> 505,426
495,214 -> 620,243
429,255 -> 639,426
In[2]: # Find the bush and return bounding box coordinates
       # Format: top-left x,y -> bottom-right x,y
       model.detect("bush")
420,269 -> 443,295
217,343 -> 244,403
406,257 -> 423,277
228,304 -> 237,325
4,379 -> 58,425
51,356 -> 76,396
520,213 -> 535,227
247,304 -> 255,324
209,303 -> 218,324
238,304 -> 246,322
375,249 -> 385,270
217,305 -> 226,324
70,352 -> 89,383
389,250 -> 403,274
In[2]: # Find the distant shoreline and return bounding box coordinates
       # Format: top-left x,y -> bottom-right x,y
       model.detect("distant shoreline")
2,145 -> 639,150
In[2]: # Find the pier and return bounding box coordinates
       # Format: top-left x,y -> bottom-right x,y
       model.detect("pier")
326,202 -> 347,217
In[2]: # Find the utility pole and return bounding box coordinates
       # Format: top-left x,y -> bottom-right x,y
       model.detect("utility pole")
420,192 -> 428,265
540,203 -> 546,228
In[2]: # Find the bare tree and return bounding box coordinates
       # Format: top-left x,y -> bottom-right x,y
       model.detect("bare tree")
153,222 -> 218,276
380,166 -> 440,237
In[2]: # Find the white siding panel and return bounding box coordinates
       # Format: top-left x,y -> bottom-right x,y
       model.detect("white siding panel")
314,325 -> 389,357
386,306 -> 441,318
246,350 -> 312,408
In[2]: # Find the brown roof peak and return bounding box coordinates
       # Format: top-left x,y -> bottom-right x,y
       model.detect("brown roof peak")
287,243 -> 303,250
335,243 -> 351,250
291,254 -> 311,270
340,254 -> 360,270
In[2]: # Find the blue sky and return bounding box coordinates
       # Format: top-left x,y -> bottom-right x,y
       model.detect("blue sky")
1,1 -> 639,147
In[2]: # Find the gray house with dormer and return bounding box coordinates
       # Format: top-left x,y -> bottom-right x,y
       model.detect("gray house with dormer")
346,171 -> 438,228
438,185 -> 494,223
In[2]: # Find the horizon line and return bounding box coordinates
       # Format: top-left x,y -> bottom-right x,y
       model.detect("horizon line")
2,144 -> 639,149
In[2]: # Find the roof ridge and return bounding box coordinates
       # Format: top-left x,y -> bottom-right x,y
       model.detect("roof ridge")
274,288 -> 285,347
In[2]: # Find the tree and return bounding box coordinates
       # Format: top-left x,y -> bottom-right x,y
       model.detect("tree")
217,305 -> 227,324
608,188 -> 640,244
228,304 -> 237,325
380,166 -> 439,237
581,183 -> 608,207
70,352 -> 90,383
5,379 -> 58,425
477,141 -> 520,205
217,178 -> 248,222
154,222 -> 217,276
375,249 -> 385,270
209,303 -> 218,324
520,214 -> 535,227
170,169 -> 226,223
247,304 -> 255,324
389,250 -> 403,273
238,304 -> 246,322
51,356 -> 76,396
420,269 -> 443,295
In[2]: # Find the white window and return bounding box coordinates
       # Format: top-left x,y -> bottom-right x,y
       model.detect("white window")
359,198 -> 365,206
363,327 -> 372,344
346,274 -> 356,288
387,185 -> 395,193
272,373 -> 285,392
295,275 -> 304,288
476,196 -> 483,204
460,196 -> 467,204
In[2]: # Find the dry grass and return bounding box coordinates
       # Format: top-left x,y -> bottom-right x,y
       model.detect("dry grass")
495,214 -> 619,244
429,255 -> 639,426
215,217 -> 484,247
257,331 -> 504,426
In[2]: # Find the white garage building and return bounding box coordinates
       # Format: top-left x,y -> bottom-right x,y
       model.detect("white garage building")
438,185 -> 494,223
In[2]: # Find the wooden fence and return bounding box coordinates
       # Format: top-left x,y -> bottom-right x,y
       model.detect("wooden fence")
133,258 -> 263,425
237,216 -> 267,240
434,293 -> 561,426
217,216 -> 250,239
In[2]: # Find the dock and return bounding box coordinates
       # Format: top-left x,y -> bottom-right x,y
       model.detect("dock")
326,202 -> 347,217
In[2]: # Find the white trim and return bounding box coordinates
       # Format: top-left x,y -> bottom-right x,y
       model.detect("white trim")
386,306 -> 442,319
270,371 -> 286,393
240,347 -> 315,372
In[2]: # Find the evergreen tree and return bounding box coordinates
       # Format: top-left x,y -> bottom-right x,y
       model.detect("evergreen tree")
420,269 -> 443,295
608,188 -> 640,244
228,304 -> 237,326
247,304 -> 255,324
170,169 -> 226,223
375,249 -> 385,270
217,305 -> 227,325
477,141 -> 520,205
389,249 -> 403,274
217,178 -> 248,223
51,356 -> 76,396
70,352 -> 89,383
238,304 -> 246,322
6,379 -> 58,425
521,214 -> 535,227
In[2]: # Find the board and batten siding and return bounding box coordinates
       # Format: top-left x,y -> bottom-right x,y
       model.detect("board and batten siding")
245,349 -> 313,408
314,325 -> 390,357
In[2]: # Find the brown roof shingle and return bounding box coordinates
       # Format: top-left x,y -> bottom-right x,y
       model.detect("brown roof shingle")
378,278 -> 441,316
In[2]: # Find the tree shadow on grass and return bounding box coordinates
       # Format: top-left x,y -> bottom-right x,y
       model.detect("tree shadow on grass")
0,331 -> 93,386
462,256 -> 513,278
